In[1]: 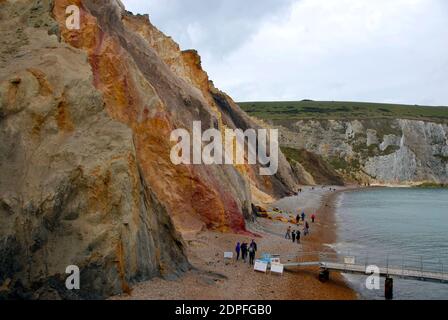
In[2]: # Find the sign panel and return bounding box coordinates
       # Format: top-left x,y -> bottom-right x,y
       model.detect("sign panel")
344,256 -> 355,265
254,260 -> 268,273
224,252 -> 233,259
270,263 -> 284,275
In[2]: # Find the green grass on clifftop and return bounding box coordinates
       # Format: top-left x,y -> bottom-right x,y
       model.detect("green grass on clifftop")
238,100 -> 448,123
415,182 -> 448,188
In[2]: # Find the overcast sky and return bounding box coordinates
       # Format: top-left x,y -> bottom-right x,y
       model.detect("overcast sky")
122,0 -> 448,106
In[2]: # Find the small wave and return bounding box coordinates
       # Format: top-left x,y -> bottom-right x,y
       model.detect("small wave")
327,241 -> 367,254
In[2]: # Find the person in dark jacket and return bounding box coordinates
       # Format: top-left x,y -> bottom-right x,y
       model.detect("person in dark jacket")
250,240 -> 257,251
291,230 -> 296,243
304,222 -> 310,236
248,241 -> 257,265
296,230 -> 301,243
241,242 -> 248,262
235,242 -> 241,261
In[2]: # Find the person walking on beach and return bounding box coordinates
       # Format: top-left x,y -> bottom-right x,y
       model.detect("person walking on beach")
250,239 -> 257,252
296,214 -> 300,224
311,214 -> 316,223
304,222 -> 310,236
296,230 -> 301,243
291,230 -> 296,243
241,242 -> 248,262
235,242 -> 241,261
285,226 -> 291,239
248,240 -> 257,265
248,245 -> 255,265
301,211 -> 305,222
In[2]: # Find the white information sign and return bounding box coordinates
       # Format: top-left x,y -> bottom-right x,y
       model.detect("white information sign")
224,252 -> 233,259
254,260 -> 268,273
344,256 -> 355,265
270,263 -> 284,275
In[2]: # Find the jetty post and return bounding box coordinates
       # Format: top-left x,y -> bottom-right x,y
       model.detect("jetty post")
385,276 -> 393,300
319,267 -> 330,282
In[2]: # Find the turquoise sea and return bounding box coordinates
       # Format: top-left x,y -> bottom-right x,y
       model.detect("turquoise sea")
334,188 -> 448,300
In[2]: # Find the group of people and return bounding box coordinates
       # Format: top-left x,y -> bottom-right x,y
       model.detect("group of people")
285,226 -> 301,243
233,208 -> 318,266
295,211 -> 316,224
235,240 -> 258,265
285,211 -> 316,241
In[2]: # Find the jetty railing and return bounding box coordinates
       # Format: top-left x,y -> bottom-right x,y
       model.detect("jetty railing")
280,250 -> 448,283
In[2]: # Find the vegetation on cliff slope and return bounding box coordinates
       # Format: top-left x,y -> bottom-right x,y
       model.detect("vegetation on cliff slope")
244,101 -> 448,186
239,100 -> 448,123
281,147 -> 344,185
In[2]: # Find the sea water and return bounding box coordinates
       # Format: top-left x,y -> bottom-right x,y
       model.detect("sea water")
334,188 -> 448,300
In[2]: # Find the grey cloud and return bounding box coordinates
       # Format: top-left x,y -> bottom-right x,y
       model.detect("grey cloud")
123,0 -> 294,57
122,0 -> 448,106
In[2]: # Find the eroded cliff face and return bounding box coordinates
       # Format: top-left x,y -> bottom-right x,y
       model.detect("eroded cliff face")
276,118 -> 448,185
0,0 -> 298,298
51,0 -> 298,234
0,0 -> 190,299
